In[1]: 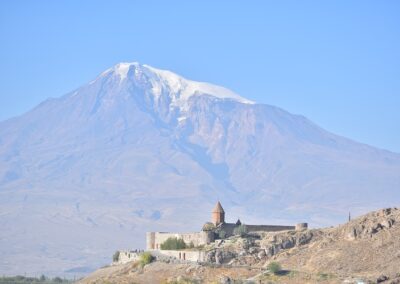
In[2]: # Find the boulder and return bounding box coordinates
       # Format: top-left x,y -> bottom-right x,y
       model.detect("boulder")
221,251 -> 235,263
257,250 -> 266,259
296,231 -> 313,245
281,238 -> 295,249
272,245 -> 281,255
220,276 -> 231,284
215,250 -> 223,264
381,219 -> 395,229
249,247 -> 258,254
347,227 -> 357,240
377,275 -> 389,283
238,250 -> 247,257
206,251 -> 215,263
265,246 -> 274,257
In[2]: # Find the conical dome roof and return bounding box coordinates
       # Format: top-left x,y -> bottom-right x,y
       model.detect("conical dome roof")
212,201 -> 225,213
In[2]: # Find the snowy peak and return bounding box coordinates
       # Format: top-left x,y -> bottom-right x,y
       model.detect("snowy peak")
142,64 -> 254,104
99,62 -> 254,107
100,62 -> 140,81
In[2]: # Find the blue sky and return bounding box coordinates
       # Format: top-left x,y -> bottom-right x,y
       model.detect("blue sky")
1,0 -> 399,152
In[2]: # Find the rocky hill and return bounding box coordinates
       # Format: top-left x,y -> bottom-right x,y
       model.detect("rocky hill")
78,207 -> 400,283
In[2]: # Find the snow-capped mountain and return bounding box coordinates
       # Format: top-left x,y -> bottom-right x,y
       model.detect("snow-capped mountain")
0,62 -> 399,276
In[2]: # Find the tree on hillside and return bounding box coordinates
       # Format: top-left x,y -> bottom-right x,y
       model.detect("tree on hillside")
160,237 -> 187,250
267,261 -> 282,275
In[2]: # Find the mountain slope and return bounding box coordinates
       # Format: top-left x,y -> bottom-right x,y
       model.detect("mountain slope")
0,62 -> 399,276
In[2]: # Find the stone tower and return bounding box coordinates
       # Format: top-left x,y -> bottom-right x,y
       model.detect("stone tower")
212,201 -> 225,225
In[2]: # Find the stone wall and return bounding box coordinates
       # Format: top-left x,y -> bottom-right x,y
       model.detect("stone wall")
151,249 -> 206,263
218,223 -> 297,237
295,223 -> 308,231
146,231 -> 214,250
146,232 -> 155,250
115,250 -> 140,264
246,225 -> 295,232
147,223 -> 307,250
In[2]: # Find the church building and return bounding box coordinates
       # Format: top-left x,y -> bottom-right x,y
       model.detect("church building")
146,201 -> 307,250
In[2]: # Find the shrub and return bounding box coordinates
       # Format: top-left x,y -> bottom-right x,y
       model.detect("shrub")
160,237 -> 187,250
139,251 -> 154,267
233,224 -> 247,237
112,250 -> 120,262
218,230 -> 226,239
267,261 -> 281,274
202,222 -> 216,231
317,272 -> 334,280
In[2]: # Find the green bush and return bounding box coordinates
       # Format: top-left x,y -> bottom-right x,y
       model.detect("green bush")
112,250 -> 120,262
160,237 -> 187,250
0,275 -> 72,284
267,261 -> 281,274
233,224 -> 247,237
201,222 -> 216,231
139,251 -> 154,267
317,272 -> 334,280
218,230 -> 226,239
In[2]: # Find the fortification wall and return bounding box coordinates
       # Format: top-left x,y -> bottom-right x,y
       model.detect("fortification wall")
146,231 -> 214,250
146,232 -> 155,250
246,225 -> 295,232
115,251 -> 140,264
295,223 -> 308,230
151,249 -> 206,262
218,223 -> 296,237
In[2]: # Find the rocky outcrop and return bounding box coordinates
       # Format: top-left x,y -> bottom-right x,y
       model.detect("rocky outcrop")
200,207 -> 400,282
258,229 -> 321,258
343,208 -> 397,240
205,249 -> 236,264
203,228 -> 323,265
